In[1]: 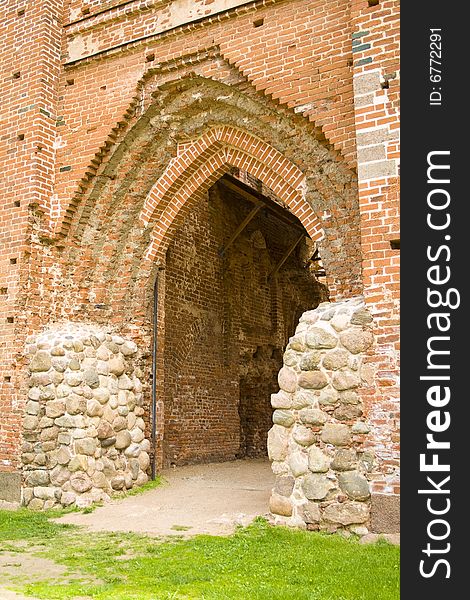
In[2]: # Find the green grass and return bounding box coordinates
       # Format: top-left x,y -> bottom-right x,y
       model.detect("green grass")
0,510 -> 399,600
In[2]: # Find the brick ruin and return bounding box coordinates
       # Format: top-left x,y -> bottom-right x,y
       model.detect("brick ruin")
1,0 -> 399,533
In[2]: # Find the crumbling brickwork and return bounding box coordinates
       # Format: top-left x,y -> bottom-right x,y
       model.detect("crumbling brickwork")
0,0 -> 399,527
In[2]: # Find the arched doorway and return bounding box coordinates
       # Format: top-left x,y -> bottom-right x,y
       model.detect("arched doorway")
152,169 -> 327,469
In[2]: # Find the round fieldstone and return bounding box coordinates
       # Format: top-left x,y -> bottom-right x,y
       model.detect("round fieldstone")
51,346 -> 66,357
340,329 -> 373,354
68,358 -> 81,371
274,475 -> 295,497
272,409 -> 295,428
118,374 -> 134,390
56,446 -> 72,465
305,327 -> 337,350
96,346 -> 111,361
60,492 -> 77,506
50,465 -> 71,486
111,475 -> 126,490
299,408 -> 327,426
51,358 -> 68,373
74,438 -> 97,456
130,428 -> 144,443
113,416 -> 127,432
124,443 -> 141,458
109,357 -> 125,376
278,367 -> 297,393
321,423 -> 351,446
70,473 -> 93,493
115,430 -> 131,450
331,371 -> 361,391
331,313 -> 350,332
45,400 -> 66,418
68,455 -> 88,472
292,390 -> 317,409
25,401 -> 40,415
352,421 -> 371,434
283,350 -> 299,368
331,448 -> 357,471
289,451 -> 308,476
339,390 -> 360,404
86,399 -> 103,417
299,501 -> 321,524
267,425 -> 289,461
97,421 -> 115,440
323,349 -> 349,371
28,387 -> 41,401
23,415 -> 39,430
25,470 -> 50,486
121,341 -> 138,356
308,447 -> 330,472
138,451 -> 150,472
64,372 -> 83,387
323,501 -> 369,525
101,436 -> 116,448
337,471 -> 370,500
40,426 -> 59,442
299,352 -> 321,371
83,369 -> 100,389
318,389 -> 339,406
269,493 -> 293,517
292,424 -> 315,447
30,351 -> 52,373
288,336 -> 306,352
297,371 -> 328,390
302,473 -> 334,500
350,308 -> 373,325
55,414 -> 86,428
334,404 -> 363,421
33,486 -> 57,500
93,388 -> 111,404
271,390 -> 293,409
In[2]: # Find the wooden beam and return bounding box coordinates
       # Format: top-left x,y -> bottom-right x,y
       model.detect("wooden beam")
218,175 -> 306,233
218,204 -> 262,256
268,233 -> 305,280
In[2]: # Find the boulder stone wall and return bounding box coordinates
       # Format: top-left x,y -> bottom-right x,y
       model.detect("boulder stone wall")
22,323 -> 149,509
268,297 -> 375,533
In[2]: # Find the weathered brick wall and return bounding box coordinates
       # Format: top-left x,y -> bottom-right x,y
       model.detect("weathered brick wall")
351,0 -> 400,514
163,182 -> 326,466
0,0 -> 62,476
0,0 -> 400,514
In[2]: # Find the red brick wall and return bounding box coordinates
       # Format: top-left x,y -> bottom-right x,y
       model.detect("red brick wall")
0,0 -> 62,471
351,0 -> 400,496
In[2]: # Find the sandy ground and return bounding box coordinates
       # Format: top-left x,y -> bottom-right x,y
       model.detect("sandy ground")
56,458 -> 274,537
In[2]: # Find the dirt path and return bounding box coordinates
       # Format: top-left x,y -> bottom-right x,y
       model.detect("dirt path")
56,458 -> 274,537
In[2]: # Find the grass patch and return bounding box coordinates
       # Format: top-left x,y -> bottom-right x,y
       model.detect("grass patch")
0,510 -> 399,600
171,524 -> 193,532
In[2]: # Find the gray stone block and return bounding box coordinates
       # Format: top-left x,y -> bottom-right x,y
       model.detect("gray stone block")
0,472 -> 22,503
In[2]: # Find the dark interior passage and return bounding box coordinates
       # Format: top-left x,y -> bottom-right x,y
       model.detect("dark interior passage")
162,173 -> 327,467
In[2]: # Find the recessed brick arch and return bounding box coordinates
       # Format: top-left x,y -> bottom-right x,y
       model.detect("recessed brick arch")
139,127 -> 324,270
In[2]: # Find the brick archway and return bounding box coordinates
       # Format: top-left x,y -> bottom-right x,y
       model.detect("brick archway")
139,126 -> 324,271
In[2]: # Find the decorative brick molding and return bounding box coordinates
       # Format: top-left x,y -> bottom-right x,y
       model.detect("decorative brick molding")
268,297 -> 376,533
140,126 -> 324,267
21,324 -> 149,509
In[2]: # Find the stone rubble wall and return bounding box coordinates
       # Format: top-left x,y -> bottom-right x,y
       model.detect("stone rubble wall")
268,297 -> 375,533
22,324 -> 149,509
